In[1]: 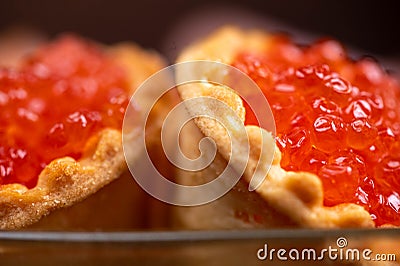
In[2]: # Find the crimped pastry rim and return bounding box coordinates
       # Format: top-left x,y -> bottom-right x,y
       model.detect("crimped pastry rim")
0,42 -> 165,230
176,26 -> 375,228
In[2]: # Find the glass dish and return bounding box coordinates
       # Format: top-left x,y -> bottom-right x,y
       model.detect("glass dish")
1,229 -> 400,265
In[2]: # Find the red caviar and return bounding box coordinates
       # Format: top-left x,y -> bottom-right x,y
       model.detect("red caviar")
233,36 -> 400,226
0,36 -> 130,188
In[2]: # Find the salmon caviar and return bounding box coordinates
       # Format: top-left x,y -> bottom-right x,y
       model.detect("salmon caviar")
0,36 -> 130,188
233,36 -> 400,226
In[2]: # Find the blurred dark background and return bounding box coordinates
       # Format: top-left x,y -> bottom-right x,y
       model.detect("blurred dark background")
0,0 -> 399,59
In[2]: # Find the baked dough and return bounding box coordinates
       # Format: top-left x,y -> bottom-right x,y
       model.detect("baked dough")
0,37 -> 166,230
175,26 -> 374,228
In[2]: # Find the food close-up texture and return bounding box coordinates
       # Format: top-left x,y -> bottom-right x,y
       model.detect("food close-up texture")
233,36 -> 400,227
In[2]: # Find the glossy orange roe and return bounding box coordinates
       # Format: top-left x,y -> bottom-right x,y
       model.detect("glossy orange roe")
233,36 -> 400,226
0,36 -> 130,188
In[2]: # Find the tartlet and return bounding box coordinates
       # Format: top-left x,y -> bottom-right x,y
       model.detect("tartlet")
175,26 -> 400,228
0,34 -> 165,230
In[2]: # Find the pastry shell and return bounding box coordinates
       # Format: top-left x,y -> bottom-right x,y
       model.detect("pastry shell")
0,41 -> 166,230
175,26 -> 375,228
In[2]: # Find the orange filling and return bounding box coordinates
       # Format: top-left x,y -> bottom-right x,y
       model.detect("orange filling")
0,36 -> 130,189
233,36 -> 400,226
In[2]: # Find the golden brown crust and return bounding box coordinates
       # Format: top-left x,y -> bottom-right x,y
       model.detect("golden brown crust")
176,26 -> 374,228
0,41 -> 166,230
172,119 -> 296,229
26,170 -> 148,230
0,130 -> 125,229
